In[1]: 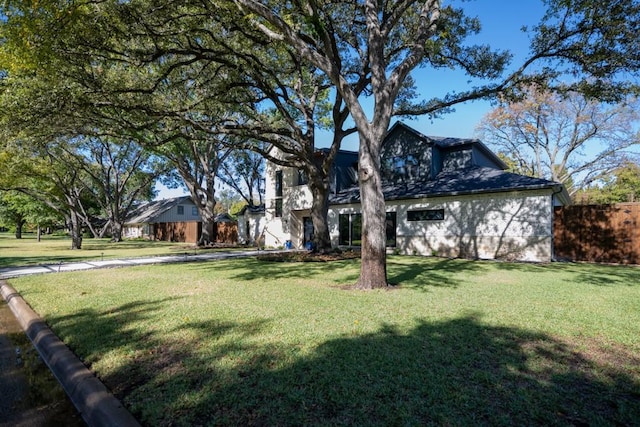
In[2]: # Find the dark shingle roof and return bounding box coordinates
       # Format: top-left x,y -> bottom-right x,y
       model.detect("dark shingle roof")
125,196 -> 192,224
238,204 -> 266,215
329,166 -> 564,205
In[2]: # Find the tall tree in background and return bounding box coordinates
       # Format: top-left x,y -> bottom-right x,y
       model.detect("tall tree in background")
234,0 -> 640,288
477,85 -> 640,195
574,160 -> 640,204
217,148 -> 265,207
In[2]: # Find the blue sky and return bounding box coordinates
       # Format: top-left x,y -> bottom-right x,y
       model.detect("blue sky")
334,0 -> 548,151
158,1 -> 550,198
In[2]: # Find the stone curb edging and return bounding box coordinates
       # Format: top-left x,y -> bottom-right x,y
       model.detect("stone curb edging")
0,282 -> 141,427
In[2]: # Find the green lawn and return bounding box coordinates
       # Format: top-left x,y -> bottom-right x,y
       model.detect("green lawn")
6,255 -> 640,426
0,232 -> 232,268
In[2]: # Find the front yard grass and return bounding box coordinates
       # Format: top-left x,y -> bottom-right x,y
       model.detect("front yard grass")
7,256 -> 640,426
0,232 -> 238,268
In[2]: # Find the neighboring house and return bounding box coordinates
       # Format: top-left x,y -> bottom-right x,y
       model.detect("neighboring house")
259,122 -> 571,261
124,196 -> 202,243
236,204 -> 266,245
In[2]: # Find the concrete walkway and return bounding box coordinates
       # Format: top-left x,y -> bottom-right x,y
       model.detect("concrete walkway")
0,249 -> 283,426
0,249 -> 273,279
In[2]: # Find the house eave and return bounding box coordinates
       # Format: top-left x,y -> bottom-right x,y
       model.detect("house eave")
328,184 -> 561,206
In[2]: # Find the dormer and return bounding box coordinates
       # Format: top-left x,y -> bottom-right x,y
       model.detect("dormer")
381,122 -> 506,185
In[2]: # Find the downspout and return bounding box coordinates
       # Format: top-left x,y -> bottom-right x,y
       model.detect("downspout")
550,184 -> 565,262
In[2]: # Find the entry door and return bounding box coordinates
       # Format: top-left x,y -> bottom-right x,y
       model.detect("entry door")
303,217 -> 314,245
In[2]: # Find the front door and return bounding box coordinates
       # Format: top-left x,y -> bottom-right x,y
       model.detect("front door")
303,217 -> 314,247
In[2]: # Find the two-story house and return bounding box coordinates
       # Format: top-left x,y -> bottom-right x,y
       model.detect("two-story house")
240,122 -> 570,261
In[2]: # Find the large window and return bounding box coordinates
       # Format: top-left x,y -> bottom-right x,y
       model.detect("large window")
386,212 -> 397,247
407,209 -> 444,221
339,213 -> 361,246
339,212 -> 396,247
275,170 -> 283,217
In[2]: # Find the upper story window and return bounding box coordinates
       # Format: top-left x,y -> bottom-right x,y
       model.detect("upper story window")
192,206 -> 198,216
297,169 -> 308,186
177,205 -> 184,215
382,154 -> 421,183
275,170 -> 283,217
275,170 -> 283,197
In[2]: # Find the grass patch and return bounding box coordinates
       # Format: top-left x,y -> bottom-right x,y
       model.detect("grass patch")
0,232 -> 240,268
7,256 -> 640,425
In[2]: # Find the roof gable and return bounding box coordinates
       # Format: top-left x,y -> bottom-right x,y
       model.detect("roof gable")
126,196 -> 194,224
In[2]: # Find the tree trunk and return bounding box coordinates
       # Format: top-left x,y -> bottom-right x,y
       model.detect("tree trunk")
14,217 -> 25,239
69,211 -> 83,249
356,134 -> 388,289
111,221 -> 123,243
308,175 -> 332,253
197,197 -> 217,246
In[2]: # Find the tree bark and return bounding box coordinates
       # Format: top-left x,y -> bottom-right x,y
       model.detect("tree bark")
356,133 -> 388,289
308,175 -> 332,253
14,217 -> 25,239
69,211 -> 83,249
111,221 -> 123,243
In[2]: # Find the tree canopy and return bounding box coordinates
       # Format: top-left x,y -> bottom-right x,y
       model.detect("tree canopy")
477,85 -> 640,195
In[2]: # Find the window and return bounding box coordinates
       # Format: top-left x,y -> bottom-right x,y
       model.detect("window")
275,170 -> 283,217
177,205 -> 184,215
192,206 -> 198,216
386,212 -> 397,247
339,213 -> 361,246
383,154 -> 420,183
297,169 -> 308,186
338,212 -> 396,247
407,209 -> 444,221
275,170 -> 283,197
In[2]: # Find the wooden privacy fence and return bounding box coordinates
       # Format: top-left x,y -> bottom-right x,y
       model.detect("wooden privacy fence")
153,221 -> 238,244
554,203 -> 640,264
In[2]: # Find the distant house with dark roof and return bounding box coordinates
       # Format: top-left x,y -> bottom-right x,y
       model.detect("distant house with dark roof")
259,122 -> 570,261
124,196 -> 202,243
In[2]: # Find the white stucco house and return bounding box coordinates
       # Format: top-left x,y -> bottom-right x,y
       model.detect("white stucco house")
238,122 -> 570,262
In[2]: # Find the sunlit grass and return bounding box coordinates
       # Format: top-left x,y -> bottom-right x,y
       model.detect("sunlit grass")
0,232 -> 235,268
8,256 -> 640,426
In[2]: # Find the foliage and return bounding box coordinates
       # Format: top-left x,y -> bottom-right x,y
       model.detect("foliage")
478,85 -> 640,195
0,191 -> 60,234
3,0 -> 640,286
233,0 -> 640,288
574,160 -> 640,204
217,148 -> 265,207
8,256 -> 640,425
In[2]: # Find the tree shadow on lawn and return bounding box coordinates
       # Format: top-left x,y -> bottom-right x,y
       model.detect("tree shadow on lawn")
387,257 -> 488,290
189,257 -> 363,284
43,301 -> 640,426
492,260 -> 640,287
190,256 -> 489,289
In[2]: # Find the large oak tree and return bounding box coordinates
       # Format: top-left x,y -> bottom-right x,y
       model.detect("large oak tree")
231,0 -> 640,288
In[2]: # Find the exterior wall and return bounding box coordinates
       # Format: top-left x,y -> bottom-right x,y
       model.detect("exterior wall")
156,201 -> 201,223
123,225 -> 145,239
237,212 -> 266,245
264,154 -> 313,248
327,189 -> 555,262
